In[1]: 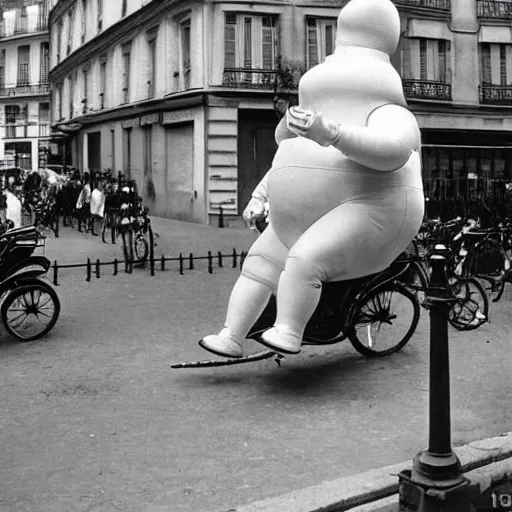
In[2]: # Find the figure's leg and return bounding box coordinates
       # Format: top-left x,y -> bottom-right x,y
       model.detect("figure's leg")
199,224 -> 288,358
260,189 -> 415,354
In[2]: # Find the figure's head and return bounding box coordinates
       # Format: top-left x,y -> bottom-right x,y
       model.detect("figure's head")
336,0 -> 401,56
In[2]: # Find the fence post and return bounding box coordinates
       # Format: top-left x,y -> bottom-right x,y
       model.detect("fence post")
86,258 -> 91,282
148,224 -> 155,277
179,253 -> 184,275
113,258 -> 118,276
218,251 -> 223,268
208,251 -> 213,274
161,254 -> 165,271
95,259 -> 101,279
53,260 -> 59,286
398,245 -> 471,512
232,248 -> 237,268
189,253 -> 193,270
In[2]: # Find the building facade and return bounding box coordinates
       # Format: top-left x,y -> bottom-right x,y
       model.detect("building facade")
48,0 -> 512,225
0,0 -> 53,171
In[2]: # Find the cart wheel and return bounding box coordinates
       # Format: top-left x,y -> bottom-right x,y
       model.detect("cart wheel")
1,279 -> 61,341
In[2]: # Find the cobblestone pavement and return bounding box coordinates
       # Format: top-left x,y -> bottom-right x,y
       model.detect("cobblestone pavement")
0,219 -> 510,512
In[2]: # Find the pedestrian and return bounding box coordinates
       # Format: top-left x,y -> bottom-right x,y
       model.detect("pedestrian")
76,172 -> 92,233
89,178 -> 105,236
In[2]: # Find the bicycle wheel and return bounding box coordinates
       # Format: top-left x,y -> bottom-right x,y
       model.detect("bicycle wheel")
134,234 -> 149,262
1,279 -> 61,341
398,261 -> 429,307
346,282 -> 420,357
448,276 -> 489,331
474,275 -> 505,303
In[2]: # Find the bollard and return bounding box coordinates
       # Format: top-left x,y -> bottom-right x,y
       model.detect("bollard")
232,248 -> 237,268
398,245 -> 471,512
218,251 -> 223,268
208,251 -> 213,274
148,225 -> 155,276
219,206 -> 224,228
113,258 -> 118,276
53,261 -> 59,286
179,253 -> 184,275
161,255 -> 165,271
86,258 -> 92,282
95,259 -> 101,279
189,253 -> 193,270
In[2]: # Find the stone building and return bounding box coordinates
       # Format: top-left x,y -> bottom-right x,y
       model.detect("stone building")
48,0 -> 512,225
0,0 -> 52,171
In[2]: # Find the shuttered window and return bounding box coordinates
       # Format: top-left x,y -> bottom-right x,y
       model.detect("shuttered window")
40,42 -> 49,83
402,37 -> 451,82
223,14 -> 277,70
480,43 -> 512,85
17,46 -> 30,86
306,18 -> 336,69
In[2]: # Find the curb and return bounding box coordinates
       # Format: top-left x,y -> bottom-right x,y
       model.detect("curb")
225,433 -> 512,512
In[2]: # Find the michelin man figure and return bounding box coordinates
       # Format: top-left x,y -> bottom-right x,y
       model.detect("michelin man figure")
200,0 -> 425,358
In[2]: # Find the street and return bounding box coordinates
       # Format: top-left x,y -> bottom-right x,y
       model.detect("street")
0,221 -> 510,512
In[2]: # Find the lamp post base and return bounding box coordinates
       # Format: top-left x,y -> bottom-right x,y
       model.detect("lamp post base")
398,455 -> 472,512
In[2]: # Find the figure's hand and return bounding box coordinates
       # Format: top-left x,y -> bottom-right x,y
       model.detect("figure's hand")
286,107 -> 340,147
243,197 -> 267,228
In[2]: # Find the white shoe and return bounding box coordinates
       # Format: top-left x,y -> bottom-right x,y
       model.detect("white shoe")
258,326 -> 302,355
199,328 -> 243,358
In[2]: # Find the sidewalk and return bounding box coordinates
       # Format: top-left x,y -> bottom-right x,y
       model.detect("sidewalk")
227,433 -> 512,512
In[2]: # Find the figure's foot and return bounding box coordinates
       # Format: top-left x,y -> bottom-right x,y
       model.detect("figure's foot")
258,326 -> 302,355
199,328 -> 243,358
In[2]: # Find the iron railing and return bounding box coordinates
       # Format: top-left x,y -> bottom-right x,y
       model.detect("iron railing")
3,125 -> 27,139
479,84 -> 512,104
402,79 -> 452,100
477,0 -> 512,19
393,0 -> 451,10
0,20 -> 48,38
0,83 -> 50,97
222,68 -> 277,89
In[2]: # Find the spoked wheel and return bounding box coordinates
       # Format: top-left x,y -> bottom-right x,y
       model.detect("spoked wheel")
346,282 -> 420,357
134,233 -> 149,263
448,276 -> 489,331
1,279 -> 61,341
465,239 -> 508,278
474,275 -> 506,303
398,261 -> 429,308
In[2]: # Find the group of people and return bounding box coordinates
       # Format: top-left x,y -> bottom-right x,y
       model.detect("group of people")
0,167 -> 147,237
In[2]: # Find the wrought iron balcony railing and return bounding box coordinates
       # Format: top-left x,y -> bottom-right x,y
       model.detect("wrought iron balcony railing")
222,68 -> 278,89
0,83 -> 50,97
393,0 -> 451,10
480,84 -> 512,104
477,0 -> 512,19
0,20 -> 48,38
402,79 -> 452,100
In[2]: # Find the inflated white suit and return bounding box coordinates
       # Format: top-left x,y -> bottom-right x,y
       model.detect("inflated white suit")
200,0 -> 425,358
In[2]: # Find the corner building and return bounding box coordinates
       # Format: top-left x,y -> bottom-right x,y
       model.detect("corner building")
48,0 -> 512,225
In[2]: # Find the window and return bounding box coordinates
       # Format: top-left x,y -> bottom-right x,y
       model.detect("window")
97,0 -> 103,31
40,42 -> 49,83
179,19 -> 191,89
480,43 -> 512,85
15,6 -> 27,34
82,66 -> 88,112
123,127 -> 132,176
0,50 -> 5,88
306,18 -> 336,68
122,45 -> 131,103
57,82 -> 63,120
67,8 -> 74,55
81,0 -> 86,43
39,102 -> 49,136
17,46 -> 30,86
99,58 -> 106,108
122,0 -> 127,17
147,29 -> 157,97
57,19 -> 62,61
224,14 -> 277,70
401,37 -> 451,82
5,105 -> 19,138
69,74 -> 75,118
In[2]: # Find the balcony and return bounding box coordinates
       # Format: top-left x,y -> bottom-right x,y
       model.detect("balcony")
0,20 -> 48,38
393,0 -> 451,11
480,84 -> 512,104
477,0 -> 512,19
222,68 -> 278,90
0,83 -> 50,97
3,124 -> 27,139
402,79 -> 452,100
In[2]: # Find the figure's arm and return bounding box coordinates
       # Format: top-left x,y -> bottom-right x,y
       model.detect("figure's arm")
251,171 -> 270,202
286,104 -> 421,172
275,116 -> 298,145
